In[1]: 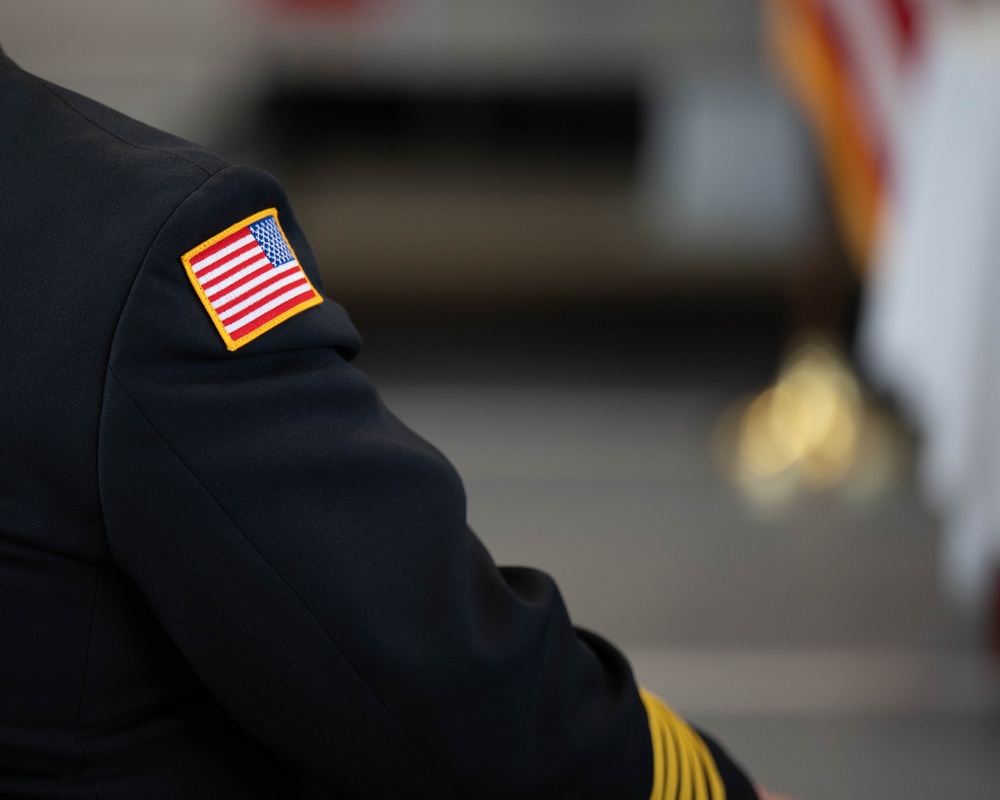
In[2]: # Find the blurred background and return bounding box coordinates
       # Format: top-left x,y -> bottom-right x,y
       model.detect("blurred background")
6,0 -> 1000,796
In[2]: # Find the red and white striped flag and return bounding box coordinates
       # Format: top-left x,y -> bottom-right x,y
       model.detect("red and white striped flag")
765,0 -> 934,269
181,209 -> 322,350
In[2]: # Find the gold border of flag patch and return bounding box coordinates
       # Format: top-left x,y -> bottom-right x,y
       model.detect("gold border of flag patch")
180,208 -> 323,351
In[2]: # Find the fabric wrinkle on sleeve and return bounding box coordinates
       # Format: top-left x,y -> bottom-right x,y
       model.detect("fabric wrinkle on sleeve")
103,366 -> 462,798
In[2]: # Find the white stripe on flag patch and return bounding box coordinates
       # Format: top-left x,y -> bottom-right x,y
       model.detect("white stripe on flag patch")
218,271 -> 308,322
212,262 -> 300,307
193,233 -> 256,274
199,245 -> 263,285
204,255 -> 274,299
224,284 -> 315,333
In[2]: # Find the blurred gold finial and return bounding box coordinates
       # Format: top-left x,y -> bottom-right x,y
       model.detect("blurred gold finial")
715,330 -> 904,510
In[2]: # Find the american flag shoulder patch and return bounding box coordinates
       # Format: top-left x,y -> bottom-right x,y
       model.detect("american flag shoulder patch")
180,208 -> 322,351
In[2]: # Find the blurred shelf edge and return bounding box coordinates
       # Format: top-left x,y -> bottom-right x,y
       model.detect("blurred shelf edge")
285,172 -> 804,305
5,0 -> 824,304
3,0 -> 761,129
260,0 -> 760,90
234,76 -> 821,304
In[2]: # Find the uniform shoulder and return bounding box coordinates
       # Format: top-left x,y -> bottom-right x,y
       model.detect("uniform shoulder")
41,78 -> 231,178
0,49 -> 230,182
0,50 -> 256,349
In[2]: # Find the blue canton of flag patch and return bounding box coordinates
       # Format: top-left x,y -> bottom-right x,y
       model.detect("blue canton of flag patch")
249,215 -> 296,266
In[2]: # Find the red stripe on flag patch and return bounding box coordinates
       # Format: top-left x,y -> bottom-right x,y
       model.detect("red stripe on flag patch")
211,265 -> 295,314
203,260 -> 273,299
180,208 -> 322,351
192,231 -> 255,274
197,242 -> 261,284
218,272 -> 309,324
227,286 -> 318,342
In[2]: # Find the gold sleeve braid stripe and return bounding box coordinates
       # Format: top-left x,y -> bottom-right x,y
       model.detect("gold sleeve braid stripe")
639,688 -> 725,800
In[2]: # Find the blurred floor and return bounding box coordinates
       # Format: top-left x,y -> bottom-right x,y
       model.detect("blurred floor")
350,308 -> 1000,800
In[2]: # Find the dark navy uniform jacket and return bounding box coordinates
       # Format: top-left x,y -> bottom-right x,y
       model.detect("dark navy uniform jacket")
0,48 -> 757,799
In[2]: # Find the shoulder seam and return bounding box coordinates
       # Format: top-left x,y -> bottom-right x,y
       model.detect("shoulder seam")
102,368 -> 465,800
35,76 -> 219,178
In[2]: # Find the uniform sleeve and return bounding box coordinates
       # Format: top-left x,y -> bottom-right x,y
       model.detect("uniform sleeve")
98,163 -> 757,799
